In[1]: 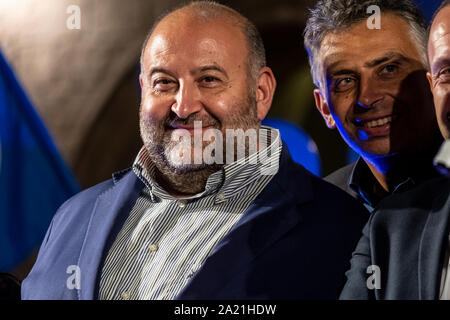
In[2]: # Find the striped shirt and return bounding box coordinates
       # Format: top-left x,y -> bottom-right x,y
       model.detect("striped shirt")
99,126 -> 282,300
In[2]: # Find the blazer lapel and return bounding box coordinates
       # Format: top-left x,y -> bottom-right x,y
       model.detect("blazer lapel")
176,147 -> 314,299
418,180 -> 450,300
77,170 -> 144,299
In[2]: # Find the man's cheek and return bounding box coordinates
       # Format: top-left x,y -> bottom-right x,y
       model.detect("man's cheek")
442,85 -> 450,108
141,97 -> 170,118
435,85 -> 450,113
329,104 -> 348,126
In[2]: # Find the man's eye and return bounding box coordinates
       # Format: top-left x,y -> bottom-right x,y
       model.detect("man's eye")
199,76 -> 221,87
380,64 -> 398,76
153,79 -> 175,91
203,76 -> 216,82
155,79 -> 172,85
334,77 -> 355,91
439,67 -> 450,78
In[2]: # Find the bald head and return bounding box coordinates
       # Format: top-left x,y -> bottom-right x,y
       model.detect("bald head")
428,5 -> 450,66
140,1 -> 266,82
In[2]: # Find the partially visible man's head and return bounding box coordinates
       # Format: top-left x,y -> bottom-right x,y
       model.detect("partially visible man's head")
304,0 -> 438,164
138,1 -> 276,183
427,0 -> 450,139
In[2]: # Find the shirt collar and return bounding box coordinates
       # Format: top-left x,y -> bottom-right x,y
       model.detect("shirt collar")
348,158 -> 378,208
216,126 -> 282,203
348,156 -> 427,208
132,126 -> 282,203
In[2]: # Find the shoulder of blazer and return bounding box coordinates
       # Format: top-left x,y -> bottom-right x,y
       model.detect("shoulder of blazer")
48,168 -> 136,233
374,176 -> 450,212
324,162 -> 359,198
59,167 -> 133,211
324,162 -> 355,187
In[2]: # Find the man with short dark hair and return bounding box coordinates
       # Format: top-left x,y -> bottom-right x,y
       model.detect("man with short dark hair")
21,1 -> 368,300
304,0 -> 442,211
340,1 -> 450,300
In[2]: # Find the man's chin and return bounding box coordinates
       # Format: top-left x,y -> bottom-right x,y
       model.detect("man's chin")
161,153 -> 223,175
164,162 -> 211,174
351,139 -> 395,159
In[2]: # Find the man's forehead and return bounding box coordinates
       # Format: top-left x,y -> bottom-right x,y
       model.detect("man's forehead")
143,35 -> 237,72
149,10 -> 243,47
318,12 -> 417,64
320,38 -> 417,72
429,32 -> 450,55
146,34 -> 173,58
147,34 -> 221,57
428,8 -> 450,64
143,14 -> 246,65
429,9 -> 450,46
430,27 -> 450,45
321,50 -> 410,69
319,32 -> 379,67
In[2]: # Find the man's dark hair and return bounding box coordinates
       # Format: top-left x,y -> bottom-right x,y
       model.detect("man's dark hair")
140,1 -> 266,84
303,0 -> 428,89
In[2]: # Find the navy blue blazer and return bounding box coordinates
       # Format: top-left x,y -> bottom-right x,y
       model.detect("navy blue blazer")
22,147 -> 369,300
340,177 -> 450,299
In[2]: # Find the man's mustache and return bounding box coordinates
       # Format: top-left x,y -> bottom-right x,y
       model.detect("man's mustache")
165,115 -> 220,129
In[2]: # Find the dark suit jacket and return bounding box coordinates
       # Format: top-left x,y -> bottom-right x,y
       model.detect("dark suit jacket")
340,177 -> 450,299
22,147 -> 369,300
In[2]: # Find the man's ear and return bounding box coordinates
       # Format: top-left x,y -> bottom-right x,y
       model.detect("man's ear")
256,67 -> 277,121
426,72 -> 434,92
139,73 -> 144,89
313,88 -> 336,129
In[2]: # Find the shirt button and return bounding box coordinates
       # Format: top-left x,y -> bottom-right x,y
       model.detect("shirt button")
177,200 -> 187,208
217,193 -> 225,201
149,244 -> 158,252
121,291 -> 130,300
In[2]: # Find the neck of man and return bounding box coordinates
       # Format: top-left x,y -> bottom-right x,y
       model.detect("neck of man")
364,134 -> 442,194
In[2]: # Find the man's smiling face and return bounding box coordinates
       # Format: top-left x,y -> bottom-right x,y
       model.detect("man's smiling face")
139,11 -> 260,173
314,13 -> 437,159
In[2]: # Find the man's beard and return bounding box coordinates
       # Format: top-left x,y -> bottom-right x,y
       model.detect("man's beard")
139,92 -> 259,195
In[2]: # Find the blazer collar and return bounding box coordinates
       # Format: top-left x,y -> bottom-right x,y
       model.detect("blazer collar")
418,179 -> 450,299
176,145 -> 314,299
77,169 -> 144,299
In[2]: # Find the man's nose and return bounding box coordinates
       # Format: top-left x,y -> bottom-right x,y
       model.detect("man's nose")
356,77 -> 384,110
171,82 -> 202,119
